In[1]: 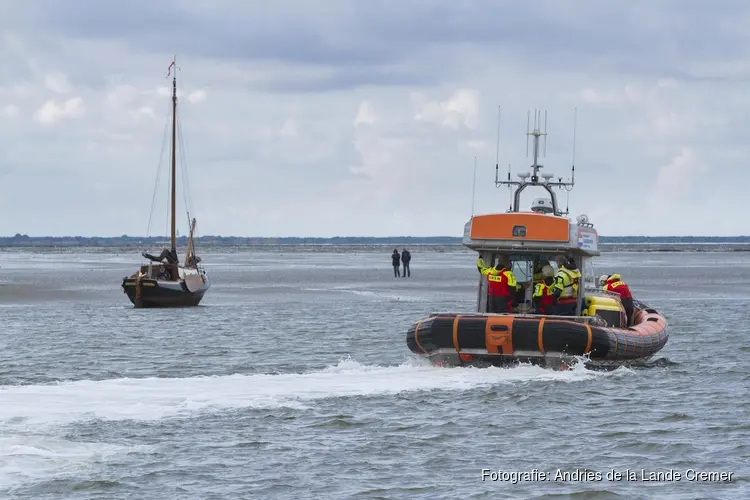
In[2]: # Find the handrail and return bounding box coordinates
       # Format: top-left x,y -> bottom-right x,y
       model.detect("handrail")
427,311 -> 601,324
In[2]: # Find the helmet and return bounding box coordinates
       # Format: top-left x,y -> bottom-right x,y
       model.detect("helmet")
598,274 -> 609,286
609,273 -> 621,281
541,265 -> 554,278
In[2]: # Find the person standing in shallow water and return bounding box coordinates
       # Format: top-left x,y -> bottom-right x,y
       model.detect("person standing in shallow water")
391,249 -> 401,278
401,248 -> 411,278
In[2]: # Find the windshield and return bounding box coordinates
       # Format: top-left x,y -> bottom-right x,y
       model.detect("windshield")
511,259 -> 532,283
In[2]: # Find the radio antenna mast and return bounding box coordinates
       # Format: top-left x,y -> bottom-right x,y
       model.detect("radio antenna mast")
471,156 -> 477,215
494,109 -> 576,215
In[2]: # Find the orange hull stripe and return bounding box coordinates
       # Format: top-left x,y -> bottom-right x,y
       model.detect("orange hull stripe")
537,318 -> 546,353
584,323 -> 592,354
414,320 -> 425,353
452,315 -> 461,352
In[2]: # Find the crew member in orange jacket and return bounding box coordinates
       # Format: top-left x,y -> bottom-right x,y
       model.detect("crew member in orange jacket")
600,273 -> 634,325
532,265 -> 557,314
481,256 -> 517,313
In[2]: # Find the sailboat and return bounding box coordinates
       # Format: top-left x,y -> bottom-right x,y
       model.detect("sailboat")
121,57 -> 211,308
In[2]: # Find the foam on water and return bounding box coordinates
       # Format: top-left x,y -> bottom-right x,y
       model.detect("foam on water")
0,358 -> 628,427
0,436 -> 153,489
303,287 -> 431,302
0,359 -> 632,490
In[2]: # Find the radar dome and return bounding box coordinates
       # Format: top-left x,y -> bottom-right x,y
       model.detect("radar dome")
530,198 -> 554,214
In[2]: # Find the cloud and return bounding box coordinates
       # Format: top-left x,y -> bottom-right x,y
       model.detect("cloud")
2,105 -> 20,118
413,89 -> 480,130
34,97 -> 85,125
44,72 -> 71,94
654,148 -> 708,198
279,118 -> 298,138
187,90 -> 206,103
1,1 -> 750,236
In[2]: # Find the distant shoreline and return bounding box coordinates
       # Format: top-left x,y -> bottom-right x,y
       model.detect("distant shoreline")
1,235 -> 749,251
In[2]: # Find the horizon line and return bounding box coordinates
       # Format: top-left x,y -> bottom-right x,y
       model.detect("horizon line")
2,235 -> 749,240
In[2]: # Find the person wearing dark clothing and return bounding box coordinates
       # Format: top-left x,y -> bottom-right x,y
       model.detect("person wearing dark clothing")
401,248 -> 411,278
142,248 -> 178,281
142,248 -> 178,265
156,265 -> 171,280
391,249 -> 401,278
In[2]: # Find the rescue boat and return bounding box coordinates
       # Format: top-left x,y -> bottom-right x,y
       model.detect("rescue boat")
406,110 -> 668,369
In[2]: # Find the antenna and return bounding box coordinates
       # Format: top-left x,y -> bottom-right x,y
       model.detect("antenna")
495,105 -> 501,172
507,163 -> 512,211
571,106 -> 577,166
494,108 -> 575,215
525,110 -> 530,156
543,110 -> 548,157
494,105 -> 501,186
471,156 -> 478,216
571,106 -> 577,186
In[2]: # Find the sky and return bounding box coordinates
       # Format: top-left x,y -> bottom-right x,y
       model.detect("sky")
1,0 -> 749,237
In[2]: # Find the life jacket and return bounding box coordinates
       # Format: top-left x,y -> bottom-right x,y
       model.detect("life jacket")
605,276 -> 633,300
486,267 -> 516,297
554,266 -> 581,302
533,281 -> 555,313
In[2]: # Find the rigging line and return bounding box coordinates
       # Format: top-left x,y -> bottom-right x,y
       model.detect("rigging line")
178,112 -> 194,218
165,159 -> 170,239
145,101 -> 173,239
182,121 -> 194,218
175,69 -> 194,219
176,112 -> 193,218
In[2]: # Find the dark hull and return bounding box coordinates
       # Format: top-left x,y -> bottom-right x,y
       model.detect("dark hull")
406,302 -> 668,370
121,277 -> 209,308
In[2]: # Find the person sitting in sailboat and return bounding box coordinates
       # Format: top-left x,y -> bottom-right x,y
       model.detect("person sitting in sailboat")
156,265 -> 171,280
142,248 -> 179,265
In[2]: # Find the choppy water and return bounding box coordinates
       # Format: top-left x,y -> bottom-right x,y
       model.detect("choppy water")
0,246 -> 748,499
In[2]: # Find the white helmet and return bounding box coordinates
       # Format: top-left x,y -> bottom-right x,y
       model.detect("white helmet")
598,274 -> 609,286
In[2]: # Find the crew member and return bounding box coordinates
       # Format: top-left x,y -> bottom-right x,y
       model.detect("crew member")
477,255 -> 487,273
552,255 -> 581,316
600,273 -> 634,325
533,258 -> 553,283
482,256 -> 517,314
532,265 -> 557,314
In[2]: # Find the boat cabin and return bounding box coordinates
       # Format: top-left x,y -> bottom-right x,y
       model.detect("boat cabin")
462,205 -> 626,327
460,110 -> 627,327
463,201 -> 599,307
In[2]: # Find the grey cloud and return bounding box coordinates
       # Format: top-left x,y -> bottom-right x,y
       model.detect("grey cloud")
249,67 -> 436,93
11,0 -> 750,87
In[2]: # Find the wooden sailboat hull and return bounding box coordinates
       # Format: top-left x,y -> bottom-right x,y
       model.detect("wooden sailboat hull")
121,276 -> 210,308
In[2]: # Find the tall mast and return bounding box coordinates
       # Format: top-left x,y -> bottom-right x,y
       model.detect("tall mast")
170,55 -> 177,253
